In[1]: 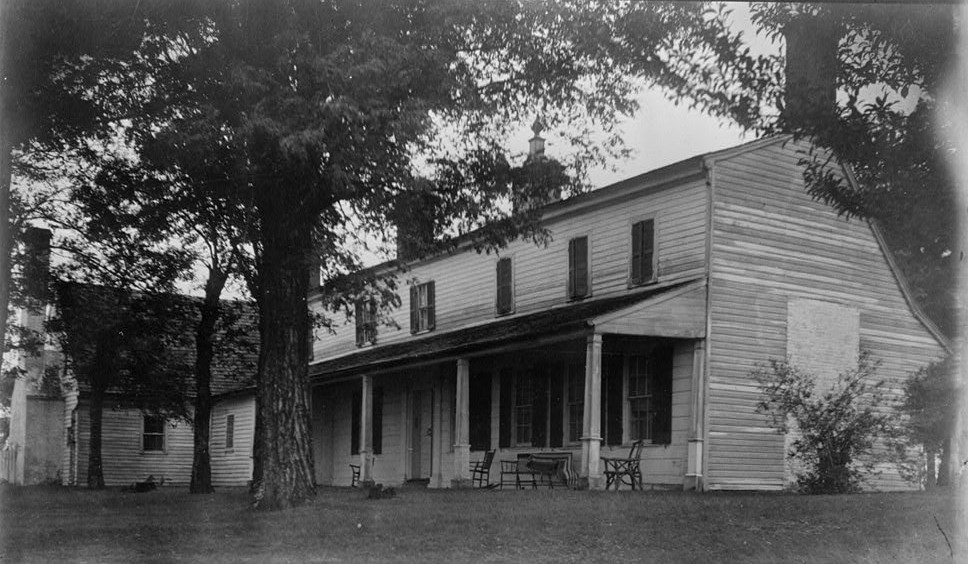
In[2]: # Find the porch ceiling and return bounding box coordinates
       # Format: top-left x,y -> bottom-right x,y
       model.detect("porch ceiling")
309,277 -> 706,381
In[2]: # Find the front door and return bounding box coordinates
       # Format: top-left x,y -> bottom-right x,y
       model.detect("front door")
410,389 -> 434,480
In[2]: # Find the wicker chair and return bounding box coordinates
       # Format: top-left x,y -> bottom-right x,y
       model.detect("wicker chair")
601,440 -> 645,490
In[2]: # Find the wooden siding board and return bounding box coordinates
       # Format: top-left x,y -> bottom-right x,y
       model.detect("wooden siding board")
210,396 -> 255,487
704,140 -> 947,492
312,180 -> 708,361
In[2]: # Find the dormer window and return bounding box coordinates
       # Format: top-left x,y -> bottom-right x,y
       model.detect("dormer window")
410,281 -> 436,333
630,219 -> 656,285
567,236 -> 589,299
355,299 -> 377,346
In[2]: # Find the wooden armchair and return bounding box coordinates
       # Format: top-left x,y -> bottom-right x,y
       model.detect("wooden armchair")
601,440 -> 645,490
470,450 -> 496,488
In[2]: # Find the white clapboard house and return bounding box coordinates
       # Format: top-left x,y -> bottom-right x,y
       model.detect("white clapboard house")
307,135 -> 949,491
2,261 -> 258,488
4,135 -> 948,491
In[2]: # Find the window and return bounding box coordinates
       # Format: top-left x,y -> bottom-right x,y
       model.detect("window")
627,347 -> 673,444
514,371 -> 533,445
225,414 -> 235,449
567,236 -> 589,299
630,219 -> 656,284
495,257 -> 513,315
409,281 -> 436,333
351,387 -> 383,455
566,364 -> 584,443
355,299 -> 377,346
143,415 -> 165,452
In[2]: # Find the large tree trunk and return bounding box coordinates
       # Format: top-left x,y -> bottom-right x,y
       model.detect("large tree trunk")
87,385 -> 106,489
250,206 -> 315,510
189,268 -> 228,494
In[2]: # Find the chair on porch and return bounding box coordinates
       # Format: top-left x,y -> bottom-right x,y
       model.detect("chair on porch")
470,450 -> 495,488
602,440 -> 645,490
350,464 -> 361,488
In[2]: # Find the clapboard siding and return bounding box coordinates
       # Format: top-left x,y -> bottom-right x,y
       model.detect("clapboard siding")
75,400 -> 194,486
311,179 -> 709,361
61,391 -> 78,485
210,396 -> 255,487
704,139 -> 947,491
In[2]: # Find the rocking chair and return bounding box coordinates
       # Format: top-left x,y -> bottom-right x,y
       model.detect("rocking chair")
601,440 -> 645,490
470,450 -> 496,488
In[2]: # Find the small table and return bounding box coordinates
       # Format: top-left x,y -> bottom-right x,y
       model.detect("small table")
500,452 -> 574,489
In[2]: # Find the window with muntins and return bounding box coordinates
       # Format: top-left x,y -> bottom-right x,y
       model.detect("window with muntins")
355,299 -> 377,346
514,372 -> 533,445
568,236 -> 589,299
496,257 -> 513,315
630,219 -> 656,284
143,415 -> 165,452
225,414 -> 235,449
566,364 -> 584,443
410,281 -> 436,333
627,347 -> 673,444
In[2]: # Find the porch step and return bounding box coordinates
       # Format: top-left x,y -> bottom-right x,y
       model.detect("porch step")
403,478 -> 430,488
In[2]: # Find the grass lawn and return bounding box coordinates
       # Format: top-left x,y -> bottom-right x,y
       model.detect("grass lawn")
0,485 -> 963,563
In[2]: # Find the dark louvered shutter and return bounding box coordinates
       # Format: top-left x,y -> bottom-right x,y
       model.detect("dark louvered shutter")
570,236 -> 588,298
496,257 -> 512,314
641,219 -> 655,282
409,285 -> 418,333
355,301 -> 364,345
549,365 -> 564,448
426,281 -> 435,330
373,387 -> 383,454
604,354 -> 624,446
351,389 -> 361,455
631,221 -> 643,284
531,366 -> 548,448
652,344 -> 673,444
499,368 -> 513,448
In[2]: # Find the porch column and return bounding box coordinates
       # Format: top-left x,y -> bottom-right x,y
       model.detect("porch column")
685,341 -> 706,491
581,333 -> 604,489
360,374 -> 374,485
452,358 -> 471,487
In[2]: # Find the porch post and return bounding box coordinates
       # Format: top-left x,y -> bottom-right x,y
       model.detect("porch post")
685,340 -> 706,491
452,358 -> 471,487
581,333 -> 604,489
360,374 -> 374,485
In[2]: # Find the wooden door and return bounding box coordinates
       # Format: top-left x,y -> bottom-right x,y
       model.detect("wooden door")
410,389 -> 434,479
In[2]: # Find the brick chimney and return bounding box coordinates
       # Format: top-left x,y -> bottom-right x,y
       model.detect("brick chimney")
782,10 -> 841,131
395,178 -> 438,262
22,226 -> 51,302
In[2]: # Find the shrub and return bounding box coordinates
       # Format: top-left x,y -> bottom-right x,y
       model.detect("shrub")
753,352 -> 896,494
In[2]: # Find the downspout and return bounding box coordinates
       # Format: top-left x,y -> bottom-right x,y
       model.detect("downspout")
700,158 -> 717,492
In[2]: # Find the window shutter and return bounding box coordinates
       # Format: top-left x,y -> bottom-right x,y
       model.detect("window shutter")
499,368 -> 513,448
567,239 -> 576,297
373,387 -> 384,454
496,258 -> 512,314
409,285 -> 418,333
531,366 -> 548,448
641,219 -> 655,282
604,355 -> 624,446
351,390 -> 361,455
652,344 -> 673,444
469,372 -> 492,451
631,221 -> 643,283
574,237 -> 588,297
355,301 -> 364,345
426,281 -> 435,330
549,366 -> 564,448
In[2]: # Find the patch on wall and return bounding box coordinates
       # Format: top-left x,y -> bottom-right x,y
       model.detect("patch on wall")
783,298 -> 860,488
786,298 -> 860,382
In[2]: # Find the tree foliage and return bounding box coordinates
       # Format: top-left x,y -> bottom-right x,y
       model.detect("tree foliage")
899,356 -> 958,487
753,353 -> 897,494
657,3 -> 959,337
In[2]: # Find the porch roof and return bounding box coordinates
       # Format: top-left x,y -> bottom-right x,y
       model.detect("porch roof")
309,278 -> 705,381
